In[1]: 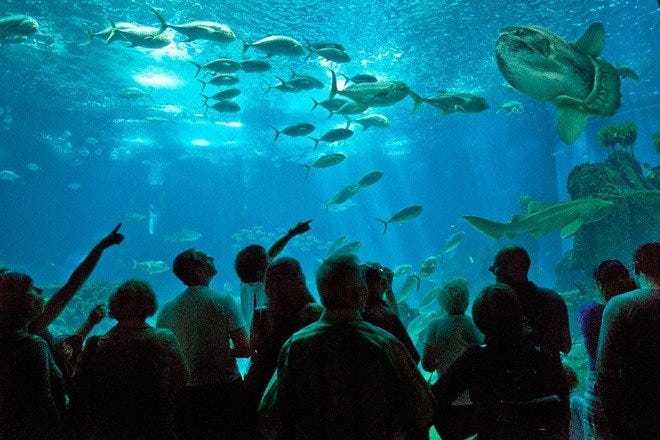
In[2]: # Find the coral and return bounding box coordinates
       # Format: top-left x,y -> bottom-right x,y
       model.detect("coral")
597,121 -> 638,151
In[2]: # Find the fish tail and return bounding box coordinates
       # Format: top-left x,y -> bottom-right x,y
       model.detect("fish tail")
329,69 -> 338,99
327,111 -> 335,119
304,165 -> 312,179
309,137 -> 320,149
409,91 -> 425,112
339,73 -> 351,84
376,218 -> 388,234
463,215 -> 507,240
81,30 -> 94,46
197,79 -> 207,93
190,61 -> 202,78
132,259 -> 138,270
310,98 -> 319,111
241,39 -> 250,55
149,6 -> 168,34
344,118 -> 351,129
271,126 -> 281,141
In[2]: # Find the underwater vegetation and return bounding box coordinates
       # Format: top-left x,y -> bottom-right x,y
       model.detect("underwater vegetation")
598,121 -> 638,152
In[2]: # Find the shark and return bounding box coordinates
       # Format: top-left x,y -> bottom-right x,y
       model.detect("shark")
464,197 -> 615,240
495,22 -> 637,144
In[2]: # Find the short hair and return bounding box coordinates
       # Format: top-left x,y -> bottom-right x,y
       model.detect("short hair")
634,242 -> 660,280
493,246 -> 531,274
472,283 -> 524,339
109,280 -> 157,321
316,254 -> 365,310
0,272 -> 39,326
438,278 -> 470,314
173,249 -> 206,285
362,262 -> 389,305
594,260 -> 637,300
235,245 -> 268,283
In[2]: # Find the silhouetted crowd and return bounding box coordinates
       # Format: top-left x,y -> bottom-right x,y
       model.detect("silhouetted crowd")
1,221 -> 658,440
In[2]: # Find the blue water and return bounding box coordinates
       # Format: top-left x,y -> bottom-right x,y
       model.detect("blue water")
1,0 -> 658,315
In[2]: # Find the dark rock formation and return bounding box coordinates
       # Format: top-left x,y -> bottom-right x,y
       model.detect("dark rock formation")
556,152 -> 660,290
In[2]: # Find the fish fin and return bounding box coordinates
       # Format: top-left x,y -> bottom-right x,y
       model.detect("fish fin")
409,91 -> 425,112
289,67 -> 297,79
132,259 -> 138,270
197,79 -> 207,93
463,215 -> 507,240
304,165 -> 312,179
527,200 -> 550,214
309,137 -> 320,149
339,73 -> 351,84
241,39 -> 250,54
413,275 -> 421,291
105,30 -> 116,44
310,97 -> 319,111
556,106 -> 589,145
616,66 -> 639,81
574,22 -> 605,57
327,111 -> 335,119
376,218 -> 388,234
270,126 -> 281,141
345,119 -> 351,129
149,6 -> 168,35
329,69 -> 338,99
190,61 -> 202,78
560,219 -> 584,239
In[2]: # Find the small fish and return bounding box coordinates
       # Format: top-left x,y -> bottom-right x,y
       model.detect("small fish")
419,256 -> 438,278
26,163 -> 41,172
239,59 -> 271,73
497,100 -> 524,114
308,41 -> 346,51
67,183 -> 81,191
164,228 -> 202,243
351,114 -> 390,130
133,259 -> 169,275
191,58 -> 241,77
271,123 -> 315,141
203,88 -> 241,101
441,231 -> 465,254
397,274 -> 421,304
327,240 -> 361,257
308,46 -> 350,63
243,35 -> 305,57
326,184 -> 361,207
329,101 -> 369,118
340,73 -> 378,84
376,205 -> 423,233
309,127 -> 354,148
206,99 -> 240,113
150,8 -> 235,43
0,170 -> 21,182
327,235 -> 349,255
118,87 -> 150,99
126,212 -> 147,223
0,15 -> 39,41
311,97 -> 349,113
305,153 -> 346,175
357,170 -> 384,188
198,75 -> 239,92
393,264 -> 413,277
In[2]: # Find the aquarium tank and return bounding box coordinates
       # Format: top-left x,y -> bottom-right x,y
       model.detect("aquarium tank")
1,0 -> 658,430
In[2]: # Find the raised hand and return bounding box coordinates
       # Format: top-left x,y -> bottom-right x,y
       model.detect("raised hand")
289,219 -> 313,236
87,304 -> 105,325
98,223 -> 125,249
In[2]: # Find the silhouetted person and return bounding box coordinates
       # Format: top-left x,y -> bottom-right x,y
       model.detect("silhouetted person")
243,257 -> 323,431
489,247 -> 571,362
432,284 -> 569,440
0,272 -> 64,440
362,262 -> 420,363
595,242 -> 660,439
29,224 -> 124,339
258,254 -> 434,440
235,220 -> 312,332
579,260 -> 636,371
73,280 -> 186,440
158,249 -> 249,440
421,279 -> 482,440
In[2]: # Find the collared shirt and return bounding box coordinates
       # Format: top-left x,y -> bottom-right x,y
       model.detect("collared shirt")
258,309 -> 435,440
595,287 -> 660,438
158,286 -> 244,385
